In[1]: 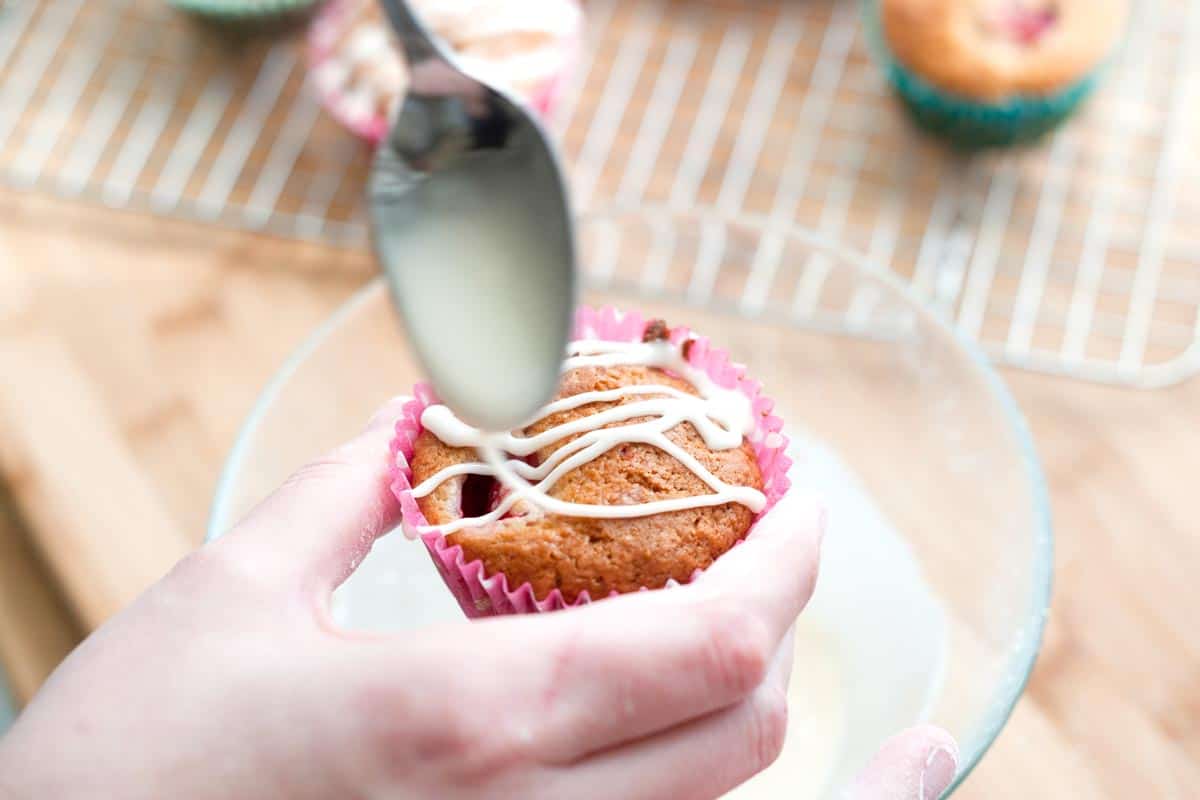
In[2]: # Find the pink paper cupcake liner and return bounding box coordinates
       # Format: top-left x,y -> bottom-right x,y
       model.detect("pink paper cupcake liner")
307,0 -> 581,146
388,306 -> 792,618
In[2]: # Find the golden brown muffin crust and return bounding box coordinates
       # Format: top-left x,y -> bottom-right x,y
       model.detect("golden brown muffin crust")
881,0 -> 1128,100
411,363 -> 762,603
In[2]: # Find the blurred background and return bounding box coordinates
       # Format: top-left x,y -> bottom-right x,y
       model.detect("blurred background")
0,0 -> 1197,796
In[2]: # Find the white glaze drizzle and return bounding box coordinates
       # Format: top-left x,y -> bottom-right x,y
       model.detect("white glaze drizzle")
413,338 -> 766,535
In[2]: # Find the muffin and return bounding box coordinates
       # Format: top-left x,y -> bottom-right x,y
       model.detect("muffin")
868,0 -> 1128,146
308,0 -> 581,143
389,308 -> 791,617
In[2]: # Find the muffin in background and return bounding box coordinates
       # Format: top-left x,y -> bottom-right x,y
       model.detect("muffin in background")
867,0 -> 1128,146
308,0 -> 581,144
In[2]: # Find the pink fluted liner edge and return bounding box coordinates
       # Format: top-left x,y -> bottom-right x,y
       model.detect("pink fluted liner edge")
306,0 -> 582,146
388,306 -> 792,618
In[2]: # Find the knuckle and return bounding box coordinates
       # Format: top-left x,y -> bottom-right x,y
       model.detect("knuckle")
167,542 -> 249,590
703,605 -> 771,697
143,542 -> 273,629
364,690 -> 481,771
163,546 -> 212,584
282,452 -> 358,490
362,684 -> 523,783
747,687 -> 789,770
180,536 -> 285,597
435,717 -> 528,783
420,714 -> 482,764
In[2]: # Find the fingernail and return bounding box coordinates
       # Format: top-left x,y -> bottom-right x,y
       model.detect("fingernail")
919,744 -> 958,800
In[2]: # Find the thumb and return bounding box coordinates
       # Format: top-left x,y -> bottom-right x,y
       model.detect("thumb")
844,725 -> 959,800
224,396 -> 411,594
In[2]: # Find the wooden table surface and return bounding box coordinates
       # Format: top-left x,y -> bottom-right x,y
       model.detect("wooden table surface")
0,2 -> 1196,797
0,189 -> 1197,798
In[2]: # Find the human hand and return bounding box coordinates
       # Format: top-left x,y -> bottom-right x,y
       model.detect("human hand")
0,399 -> 957,799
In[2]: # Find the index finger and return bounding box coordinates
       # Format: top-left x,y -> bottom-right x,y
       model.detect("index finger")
428,491 -> 825,763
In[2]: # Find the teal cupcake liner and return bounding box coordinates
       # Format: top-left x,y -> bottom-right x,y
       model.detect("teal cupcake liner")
169,0 -> 322,23
862,0 -> 1106,148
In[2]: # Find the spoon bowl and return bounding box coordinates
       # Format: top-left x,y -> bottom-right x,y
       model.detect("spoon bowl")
369,0 -> 576,431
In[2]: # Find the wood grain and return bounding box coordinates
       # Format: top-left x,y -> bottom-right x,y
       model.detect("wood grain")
0,496 -> 79,705
0,41 -> 1196,800
0,194 -> 362,629
0,331 -> 193,630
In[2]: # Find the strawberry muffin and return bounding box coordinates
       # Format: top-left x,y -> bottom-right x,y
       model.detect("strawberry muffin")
869,0 -> 1128,145
388,310 -> 792,616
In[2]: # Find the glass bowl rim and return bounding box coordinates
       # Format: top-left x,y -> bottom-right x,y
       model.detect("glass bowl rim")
207,207 -> 1053,795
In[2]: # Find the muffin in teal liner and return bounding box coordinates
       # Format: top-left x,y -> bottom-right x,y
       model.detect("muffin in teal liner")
864,0 -> 1128,147
169,0 -> 321,23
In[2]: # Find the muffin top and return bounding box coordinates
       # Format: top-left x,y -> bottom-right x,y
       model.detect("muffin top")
881,0 -> 1128,100
409,328 -> 765,603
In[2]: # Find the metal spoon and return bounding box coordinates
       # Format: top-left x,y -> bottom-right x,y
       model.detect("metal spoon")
368,0 -> 577,432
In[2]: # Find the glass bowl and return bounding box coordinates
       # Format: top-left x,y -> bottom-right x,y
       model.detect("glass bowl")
208,209 -> 1051,798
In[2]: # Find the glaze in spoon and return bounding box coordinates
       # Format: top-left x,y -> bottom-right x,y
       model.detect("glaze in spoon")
368,0 -> 576,431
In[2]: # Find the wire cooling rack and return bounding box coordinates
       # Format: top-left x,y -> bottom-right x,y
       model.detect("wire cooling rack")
0,0 -> 1197,386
